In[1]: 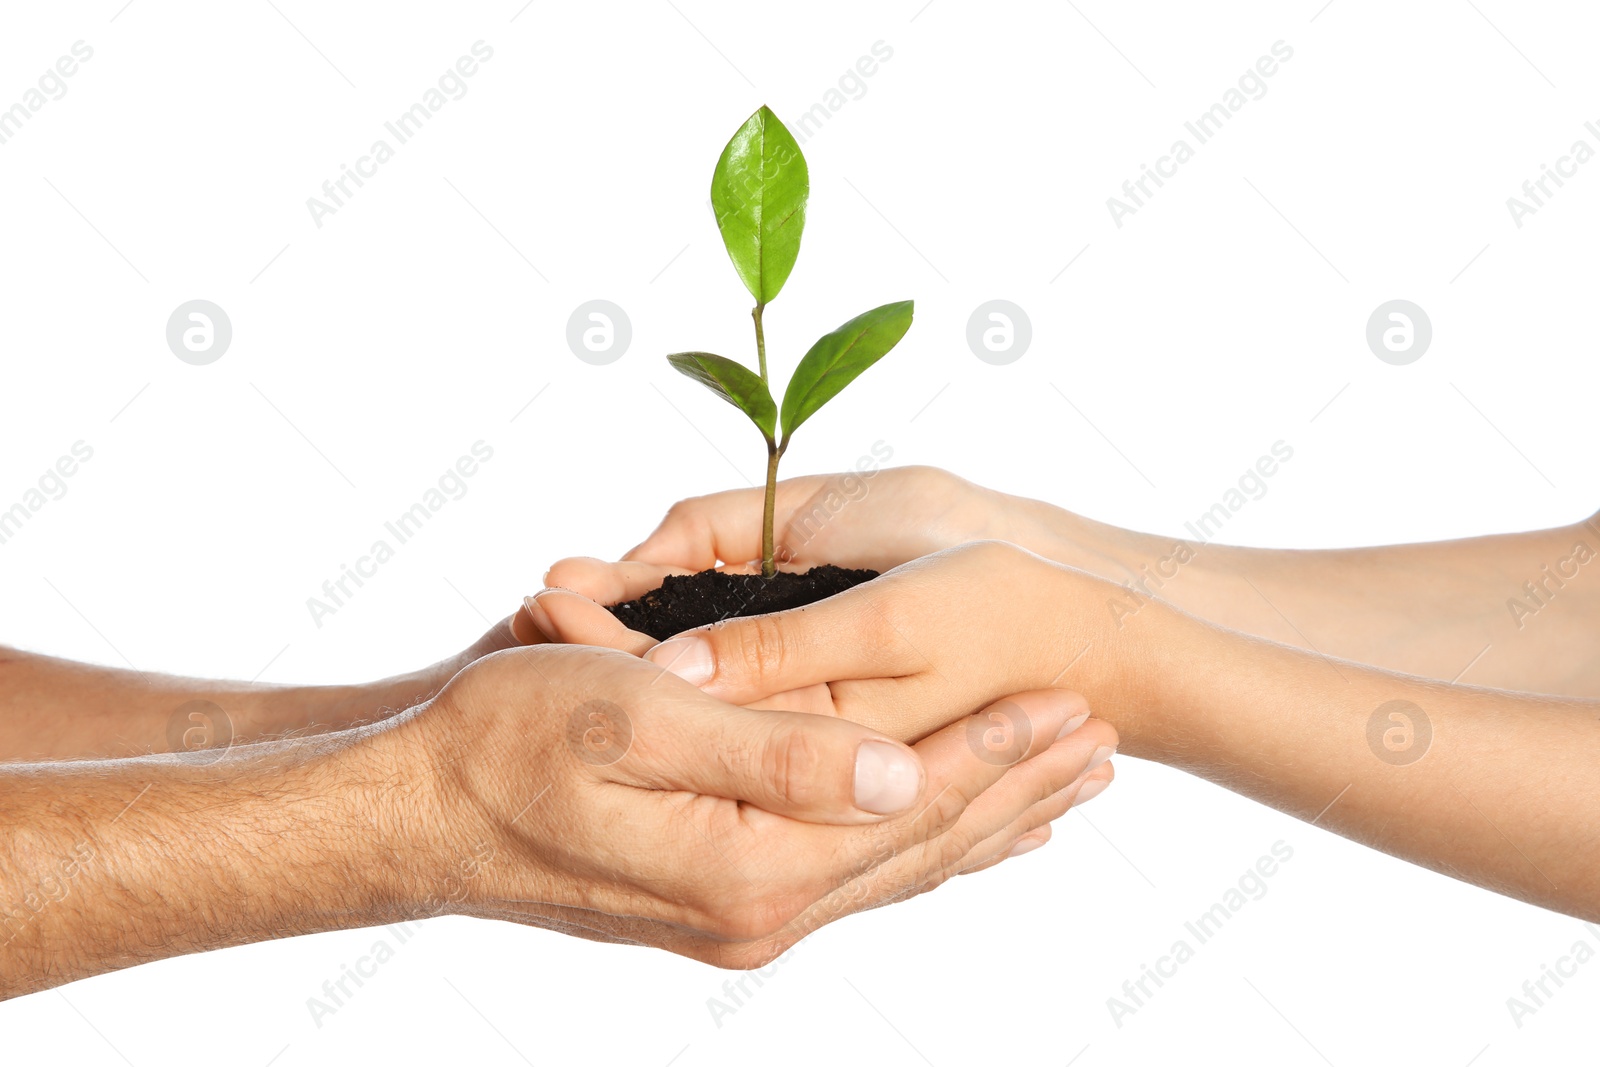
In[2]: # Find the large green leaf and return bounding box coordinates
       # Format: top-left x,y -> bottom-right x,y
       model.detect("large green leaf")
666,352 -> 777,440
781,301 -> 914,441
710,105 -> 809,306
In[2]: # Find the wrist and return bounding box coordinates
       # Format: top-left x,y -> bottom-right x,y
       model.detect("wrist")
311,711 -> 448,923
344,687 -> 532,923
1004,494 -> 1145,578
1035,555 -> 1199,758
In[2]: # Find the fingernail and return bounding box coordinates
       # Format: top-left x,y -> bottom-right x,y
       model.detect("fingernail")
1056,711 -> 1090,741
522,594 -> 555,639
1086,745 -> 1116,772
1073,777 -> 1110,807
1007,834 -> 1047,858
854,739 -> 922,815
646,636 -> 715,687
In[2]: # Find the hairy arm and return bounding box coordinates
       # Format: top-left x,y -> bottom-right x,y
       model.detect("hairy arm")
0,641 -> 1100,997
0,736 -> 405,998
0,616 -> 521,761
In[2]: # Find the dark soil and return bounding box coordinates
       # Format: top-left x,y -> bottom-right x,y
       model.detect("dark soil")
607,565 -> 879,641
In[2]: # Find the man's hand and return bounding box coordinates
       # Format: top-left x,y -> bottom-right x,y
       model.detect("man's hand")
0,640 -> 1114,995
369,643 -> 1115,967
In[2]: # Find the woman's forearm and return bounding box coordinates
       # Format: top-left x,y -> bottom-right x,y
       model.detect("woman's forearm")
1016,497 -> 1600,697
1116,598 -> 1600,919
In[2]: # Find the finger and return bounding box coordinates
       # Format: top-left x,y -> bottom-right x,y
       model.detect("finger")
624,489 -> 771,569
904,692 -> 1098,839
544,556 -> 692,606
734,715 -> 1110,953
609,683 -> 928,825
520,588 -> 844,710
508,605 -> 550,645
926,714 -> 1117,846
762,707 -> 1096,936
955,761 -> 1115,876
958,824 -> 1052,876
742,682 -> 840,717
641,578 -> 910,704
524,589 -> 656,655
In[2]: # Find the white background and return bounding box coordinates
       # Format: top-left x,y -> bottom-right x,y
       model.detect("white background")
2,0 -> 1597,1063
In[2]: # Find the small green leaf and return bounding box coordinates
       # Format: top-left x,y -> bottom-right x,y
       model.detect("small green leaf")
781,300 -> 914,441
710,105 -> 809,306
667,352 -> 777,440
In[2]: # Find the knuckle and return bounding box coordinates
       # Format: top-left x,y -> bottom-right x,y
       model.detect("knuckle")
662,498 -> 699,527
761,728 -> 826,810
726,612 -> 794,682
964,538 -> 1027,566
934,825 -> 977,872
1056,690 -> 1092,722
902,784 -> 968,844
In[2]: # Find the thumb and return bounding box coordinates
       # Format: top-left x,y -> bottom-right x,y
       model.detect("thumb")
523,589 -> 655,655
613,693 -> 925,824
641,590 -> 909,705
624,489 -> 767,570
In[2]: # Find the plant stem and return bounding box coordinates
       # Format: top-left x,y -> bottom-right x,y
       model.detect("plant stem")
754,301 -> 775,576
752,304 -> 768,383
762,441 -> 782,578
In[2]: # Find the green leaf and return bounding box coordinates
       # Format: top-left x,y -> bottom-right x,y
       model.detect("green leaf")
667,352 -> 777,440
710,105 -> 809,306
781,300 -> 914,441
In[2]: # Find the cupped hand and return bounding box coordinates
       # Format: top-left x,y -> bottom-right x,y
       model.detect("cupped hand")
361,642 -> 1115,967
540,466 -> 1019,606
524,540 -> 1135,746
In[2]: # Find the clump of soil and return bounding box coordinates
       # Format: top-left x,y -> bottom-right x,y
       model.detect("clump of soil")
608,565 -> 879,641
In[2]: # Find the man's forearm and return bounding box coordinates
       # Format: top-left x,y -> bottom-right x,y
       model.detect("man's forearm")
0,647 -> 462,762
0,732 -> 411,998
1019,499 -> 1600,697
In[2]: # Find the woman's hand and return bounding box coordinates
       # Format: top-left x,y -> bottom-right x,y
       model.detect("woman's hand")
541,466 -> 1035,604
527,540 -> 1142,747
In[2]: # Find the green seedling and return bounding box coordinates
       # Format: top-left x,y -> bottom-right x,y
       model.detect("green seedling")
667,105 -> 914,578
